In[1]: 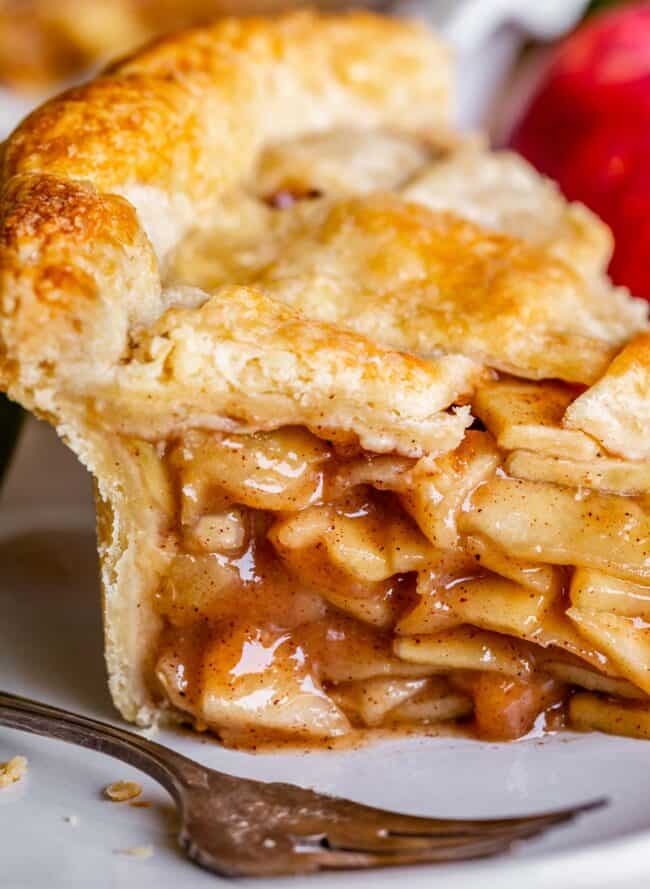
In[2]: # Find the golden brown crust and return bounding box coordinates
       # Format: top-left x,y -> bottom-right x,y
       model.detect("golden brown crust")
2,68 -> 255,199
3,12 -> 449,197
564,333 -> 650,460
0,12 -> 450,392
168,191 -> 644,385
253,195 -> 642,384
0,173 -> 160,416
107,284 -> 481,457
402,140 -> 614,280
0,12 -> 453,412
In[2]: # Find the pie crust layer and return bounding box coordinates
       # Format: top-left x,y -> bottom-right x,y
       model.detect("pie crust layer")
1,11 -> 649,748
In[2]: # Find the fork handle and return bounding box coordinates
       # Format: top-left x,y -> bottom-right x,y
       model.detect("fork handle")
0,690 -> 208,801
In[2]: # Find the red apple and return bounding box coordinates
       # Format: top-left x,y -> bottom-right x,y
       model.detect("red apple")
510,2 -> 650,300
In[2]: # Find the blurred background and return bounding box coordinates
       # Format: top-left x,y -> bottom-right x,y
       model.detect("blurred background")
1,0 -> 648,480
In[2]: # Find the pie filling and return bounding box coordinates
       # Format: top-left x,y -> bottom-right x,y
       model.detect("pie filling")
107,128 -> 650,748
138,378 -> 650,748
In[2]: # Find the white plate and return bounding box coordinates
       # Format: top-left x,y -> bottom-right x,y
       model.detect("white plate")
2,419 -> 650,889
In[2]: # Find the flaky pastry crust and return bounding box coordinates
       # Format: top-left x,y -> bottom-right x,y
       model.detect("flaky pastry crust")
564,332 -> 650,460
0,11 -> 647,727
402,139 -> 614,280
0,11 -> 458,722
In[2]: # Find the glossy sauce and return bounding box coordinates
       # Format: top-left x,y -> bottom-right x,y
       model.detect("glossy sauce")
148,424 -> 648,749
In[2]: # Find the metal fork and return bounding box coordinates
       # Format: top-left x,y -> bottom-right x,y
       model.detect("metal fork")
0,690 -> 604,877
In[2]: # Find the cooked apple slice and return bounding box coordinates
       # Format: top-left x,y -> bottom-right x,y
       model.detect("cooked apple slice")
155,549 -> 326,630
395,595 -> 463,636
396,572 -> 558,641
443,574 -> 558,638
270,492 -> 439,584
570,568 -> 650,619
331,675 -> 473,727
183,508 -> 249,555
541,659 -> 646,700
472,377 -> 598,459
463,476 -> 650,583
394,626 -> 535,679
395,554 -> 481,636
320,577 -> 414,630
173,426 -> 331,523
531,598 -> 618,675
295,614 -> 434,683
400,431 -> 500,550
469,672 -> 566,741
390,684 -> 473,725
157,625 -> 350,739
570,693 -> 650,741
331,676 -> 430,727
465,534 -> 562,595
568,607 -> 650,694
327,454 -> 415,500
506,449 -> 650,496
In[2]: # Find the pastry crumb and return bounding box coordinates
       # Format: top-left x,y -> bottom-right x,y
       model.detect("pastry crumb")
105,780 -> 143,802
115,845 -> 153,859
0,755 -> 28,788
137,723 -> 159,740
63,814 -> 80,826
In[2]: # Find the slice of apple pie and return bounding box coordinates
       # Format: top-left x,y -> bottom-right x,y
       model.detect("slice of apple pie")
1,11 -> 649,748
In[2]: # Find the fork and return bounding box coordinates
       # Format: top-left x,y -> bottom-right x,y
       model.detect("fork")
0,690 -> 604,877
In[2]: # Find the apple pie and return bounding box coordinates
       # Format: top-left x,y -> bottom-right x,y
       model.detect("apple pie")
1,11 -> 650,748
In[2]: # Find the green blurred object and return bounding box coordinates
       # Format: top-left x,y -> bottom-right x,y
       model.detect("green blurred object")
0,393 -> 22,487
586,0 -> 628,15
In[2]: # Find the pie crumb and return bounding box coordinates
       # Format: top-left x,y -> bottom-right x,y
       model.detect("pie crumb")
63,814 -> 80,826
104,780 -> 142,802
0,756 -> 28,788
137,723 -> 159,740
115,845 -> 154,859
